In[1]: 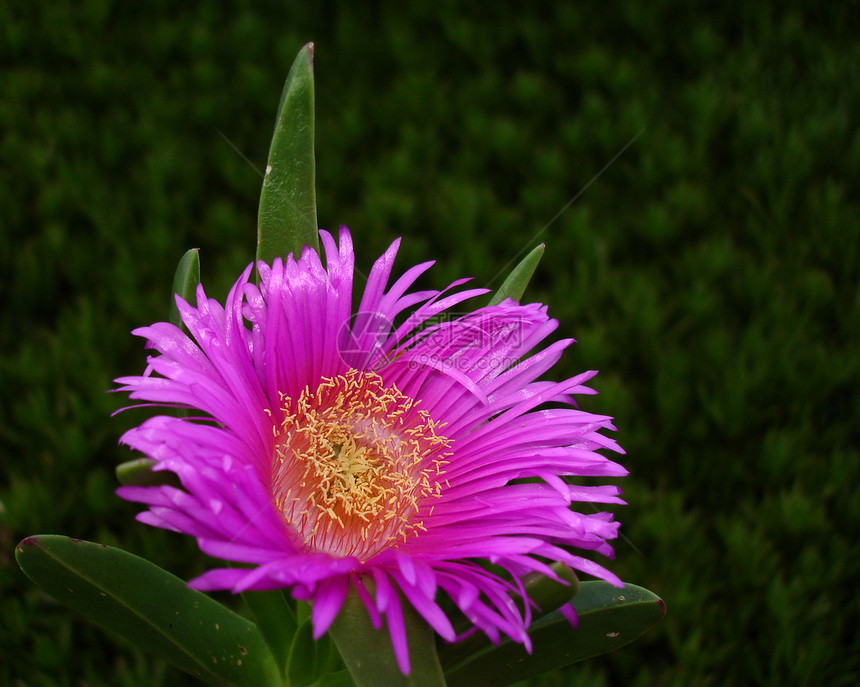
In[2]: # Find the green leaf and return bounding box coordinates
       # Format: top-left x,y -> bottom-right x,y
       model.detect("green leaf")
287,620 -> 318,687
488,243 -> 545,306
438,562 -> 580,669
328,582 -> 446,687
443,581 -> 665,687
257,42 -> 319,266
170,248 -> 201,330
240,588 -> 297,678
286,618 -> 341,687
297,599 -> 311,626
16,535 -> 280,687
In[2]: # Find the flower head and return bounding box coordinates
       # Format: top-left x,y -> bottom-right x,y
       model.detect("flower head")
116,229 -> 626,672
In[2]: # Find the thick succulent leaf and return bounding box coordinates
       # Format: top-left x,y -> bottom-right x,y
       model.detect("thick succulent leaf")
170,248 -> 201,330
16,535 -> 280,687
116,458 -> 182,488
444,582 -> 665,687
328,584 -> 446,687
287,620 -> 318,687
286,618 -> 341,687
257,42 -> 319,265
488,243 -> 545,306
240,588 -> 297,678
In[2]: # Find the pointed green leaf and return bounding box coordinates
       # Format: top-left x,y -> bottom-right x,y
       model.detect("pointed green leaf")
240,588 -> 297,678
287,620 -> 318,687
16,535 -> 280,687
170,248 -> 201,329
286,618 -> 341,687
328,583 -> 446,687
438,562 -> 580,669
257,42 -> 319,266
488,243 -> 545,306
443,582 -> 665,687
116,458 -> 182,488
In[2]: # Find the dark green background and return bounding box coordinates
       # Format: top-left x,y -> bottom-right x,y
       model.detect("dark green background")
2,1 -> 857,685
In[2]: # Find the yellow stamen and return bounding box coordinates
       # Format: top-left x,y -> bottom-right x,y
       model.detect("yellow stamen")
271,369 -> 451,561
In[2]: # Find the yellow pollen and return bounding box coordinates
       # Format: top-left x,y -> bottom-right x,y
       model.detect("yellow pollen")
270,369 -> 451,561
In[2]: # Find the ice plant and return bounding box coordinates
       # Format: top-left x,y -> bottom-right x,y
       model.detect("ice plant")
114,227 -> 627,673
14,45 -> 662,687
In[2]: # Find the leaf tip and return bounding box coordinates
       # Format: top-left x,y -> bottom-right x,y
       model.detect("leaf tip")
16,536 -> 40,552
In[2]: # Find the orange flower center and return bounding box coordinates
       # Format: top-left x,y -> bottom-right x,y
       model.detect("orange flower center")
271,369 -> 451,561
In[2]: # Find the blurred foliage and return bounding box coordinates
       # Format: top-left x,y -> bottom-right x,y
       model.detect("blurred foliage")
1,1 -> 858,685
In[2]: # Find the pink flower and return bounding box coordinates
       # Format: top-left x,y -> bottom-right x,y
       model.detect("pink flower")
116,229 -> 626,673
